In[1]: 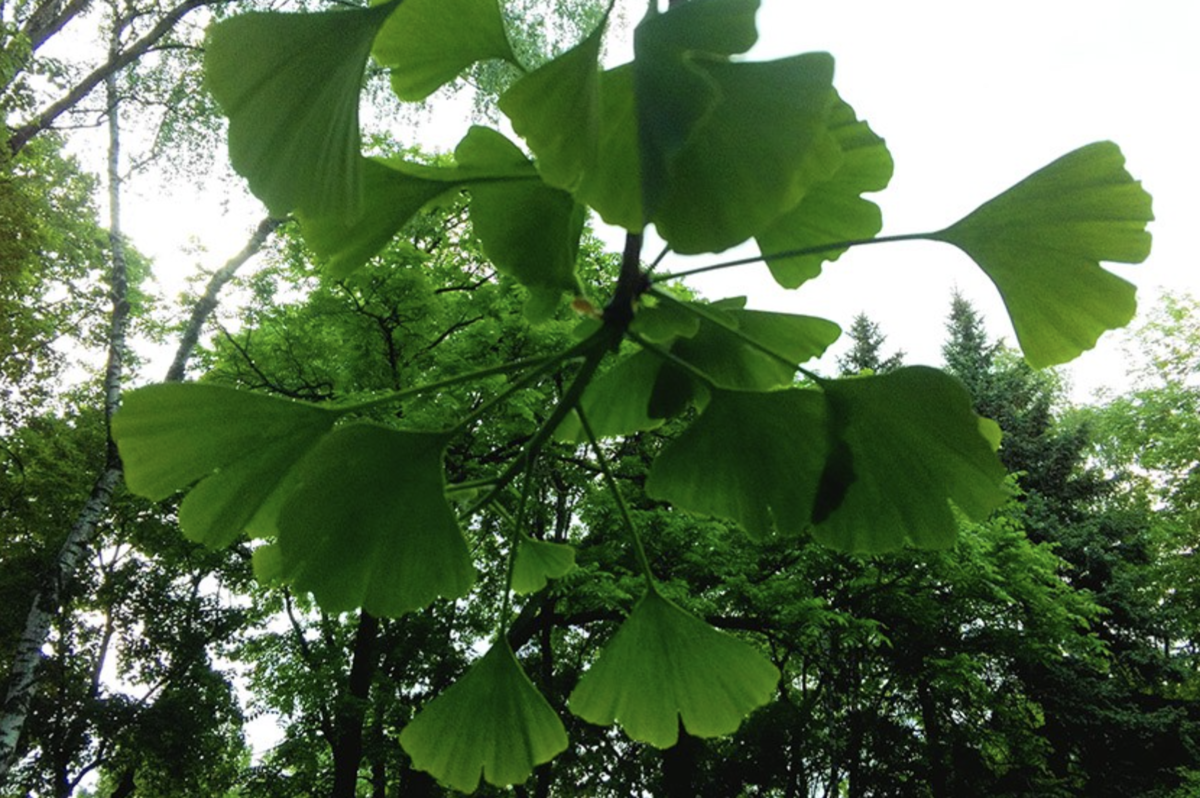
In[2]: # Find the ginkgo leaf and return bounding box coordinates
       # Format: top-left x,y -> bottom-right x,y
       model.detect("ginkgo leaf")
758,95 -> 894,288
645,388 -> 831,540
629,297 -> 701,343
671,305 -> 841,390
646,368 -> 1006,551
556,349 -> 667,442
574,65 -> 642,230
930,141 -> 1153,368
300,158 -> 458,278
813,367 -> 1008,552
512,537 -> 576,595
373,0 -> 517,101
499,13 -> 607,190
274,423 -> 475,617
112,384 -> 338,548
401,640 -> 568,792
569,589 -> 779,748
649,54 -> 841,254
633,0 -> 760,219
459,128 -> 586,297
204,3 -> 398,219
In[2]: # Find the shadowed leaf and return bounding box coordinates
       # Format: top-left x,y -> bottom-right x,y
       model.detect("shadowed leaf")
275,423 -> 475,616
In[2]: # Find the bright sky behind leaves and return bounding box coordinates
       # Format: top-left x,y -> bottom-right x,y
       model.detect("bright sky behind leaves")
123,0 -> 1199,399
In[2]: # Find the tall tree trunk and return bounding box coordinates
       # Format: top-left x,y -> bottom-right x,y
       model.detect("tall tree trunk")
330,612 -> 380,798
0,37 -> 130,787
661,722 -> 702,798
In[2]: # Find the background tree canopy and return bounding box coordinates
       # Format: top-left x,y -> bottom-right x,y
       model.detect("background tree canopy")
2,0 -> 1196,796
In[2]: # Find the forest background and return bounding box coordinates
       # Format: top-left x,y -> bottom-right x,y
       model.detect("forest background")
2,0 -> 1199,796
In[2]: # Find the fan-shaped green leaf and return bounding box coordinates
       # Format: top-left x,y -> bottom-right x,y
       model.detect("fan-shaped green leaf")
930,142 -> 1153,367
649,54 -> 840,254
499,14 -> 607,190
646,368 -> 1006,550
372,0 -> 517,101
512,537 -> 576,595
569,589 -> 779,747
813,367 -> 1008,552
300,158 -> 457,278
112,384 -> 338,548
758,95 -> 894,287
275,423 -> 474,616
672,305 -> 841,390
459,128 -> 586,297
204,3 -> 397,219
646,387 -> 831,539
556,349 -> 667,442
400,641 -> 568,792
633,0 -> 760,219
574,65 -> 642,230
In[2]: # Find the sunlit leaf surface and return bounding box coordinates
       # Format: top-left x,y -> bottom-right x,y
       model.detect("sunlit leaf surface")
570,589 -> 779,747
401,641 -> 568,792
932,141 -> 1153,367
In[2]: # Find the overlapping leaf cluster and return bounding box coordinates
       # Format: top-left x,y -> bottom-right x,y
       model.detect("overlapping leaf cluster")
113,0 -> 1153,791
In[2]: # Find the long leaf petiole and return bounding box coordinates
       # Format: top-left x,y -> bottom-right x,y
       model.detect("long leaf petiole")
648,232 -> 934,284
577,407 -> 656,588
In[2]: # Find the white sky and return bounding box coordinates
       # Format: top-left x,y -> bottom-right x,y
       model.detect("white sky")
122,0 -> 1200,399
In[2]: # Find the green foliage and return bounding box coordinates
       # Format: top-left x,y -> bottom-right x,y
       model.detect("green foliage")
932,142 -> 1153,367
109,0 -> 1159,791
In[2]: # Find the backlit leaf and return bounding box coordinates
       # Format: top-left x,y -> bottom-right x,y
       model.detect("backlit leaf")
569,589 -> 779,747
646,368 -> 1006,551
574,65 -> 642,230
671,304 -> 841,390
275,423 -> 475,616
633,0 -> 760,219
401,641 -> 568,792
512,537 -> 576,595
373,0 -> 517,101
646,387 -> 831,540
499,14 -> 606,190
556,349 -> 667,442
112,384 -> 337,548
931,142 -> 1153,367
204,3 -> 397,219
758,95 -> 894,287
459,128 -> 586,297
649,54 -> 840,254
300,158 -> 457,278
813,367 -> 1008,552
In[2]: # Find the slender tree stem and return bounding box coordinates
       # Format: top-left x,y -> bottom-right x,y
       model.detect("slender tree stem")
462,334 -> 613,519
577,408 -> 656,587
330,351 -> 571,417
648,233 -> 935,284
